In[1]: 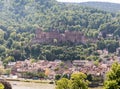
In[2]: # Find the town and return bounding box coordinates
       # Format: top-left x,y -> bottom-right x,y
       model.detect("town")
0,48 -> 119,86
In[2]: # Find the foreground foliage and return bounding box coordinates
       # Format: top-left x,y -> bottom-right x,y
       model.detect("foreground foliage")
104,62 -> 120,89
0,83 -> 4,89
56,72 -> 89,89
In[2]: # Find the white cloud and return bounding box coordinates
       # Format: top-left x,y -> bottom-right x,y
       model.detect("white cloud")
56,0 -> 120,4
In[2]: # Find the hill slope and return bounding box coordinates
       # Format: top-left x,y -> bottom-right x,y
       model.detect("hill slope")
0,0 -> 120,61
80,2 -> 120,12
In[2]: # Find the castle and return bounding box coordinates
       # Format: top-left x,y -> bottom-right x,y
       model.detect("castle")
32,29 -> 86,44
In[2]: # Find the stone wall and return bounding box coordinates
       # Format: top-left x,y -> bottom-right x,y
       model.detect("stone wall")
32,29 -> 86,44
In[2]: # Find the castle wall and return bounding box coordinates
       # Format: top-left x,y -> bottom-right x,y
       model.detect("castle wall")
34,29 -> 85,44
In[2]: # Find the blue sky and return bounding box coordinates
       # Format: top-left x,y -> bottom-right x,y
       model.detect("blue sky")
56,0 -> 120,4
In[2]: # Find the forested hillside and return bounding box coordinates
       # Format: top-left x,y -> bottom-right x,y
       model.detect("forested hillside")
0,0 -> 120,63
80,2 -> 120,13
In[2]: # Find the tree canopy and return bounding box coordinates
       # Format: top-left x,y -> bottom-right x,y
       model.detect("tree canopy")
104,62 -> 120,89
0,0 -> 120,61
56,72 -> 89,89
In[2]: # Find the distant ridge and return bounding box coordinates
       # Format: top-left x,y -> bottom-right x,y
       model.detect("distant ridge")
79,2 -> 120,12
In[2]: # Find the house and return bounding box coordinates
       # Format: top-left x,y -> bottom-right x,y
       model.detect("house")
73,60 -> 88,67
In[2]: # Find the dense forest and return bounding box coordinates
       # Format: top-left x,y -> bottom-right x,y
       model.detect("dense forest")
0,0 -> 120,64
80,2 -> 120,13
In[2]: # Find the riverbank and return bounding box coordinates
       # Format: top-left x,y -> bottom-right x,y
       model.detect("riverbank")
9,81 -> 55,89
3,78 -> 54,84
9,80 -> 103,89
3,78 -> 103,89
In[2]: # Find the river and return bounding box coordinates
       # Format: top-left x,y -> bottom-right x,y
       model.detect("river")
8,81 -> 102,89
9,81 -> 55,89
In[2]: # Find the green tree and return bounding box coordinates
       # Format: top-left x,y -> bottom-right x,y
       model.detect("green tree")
56,78 -> 69,89
3,56 -> 15,64
0,83 -> 4,89
31,44 -> 41,59
56,72 -> 89,89
5,68 -> 11,75
69,72 -> 89,89
6,38 -> 13,49
87,74 -> 93,81
97,40 -> 106,50
0,46 -> 6,54
55,74 -> 61,80
104,62 -> 120,89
